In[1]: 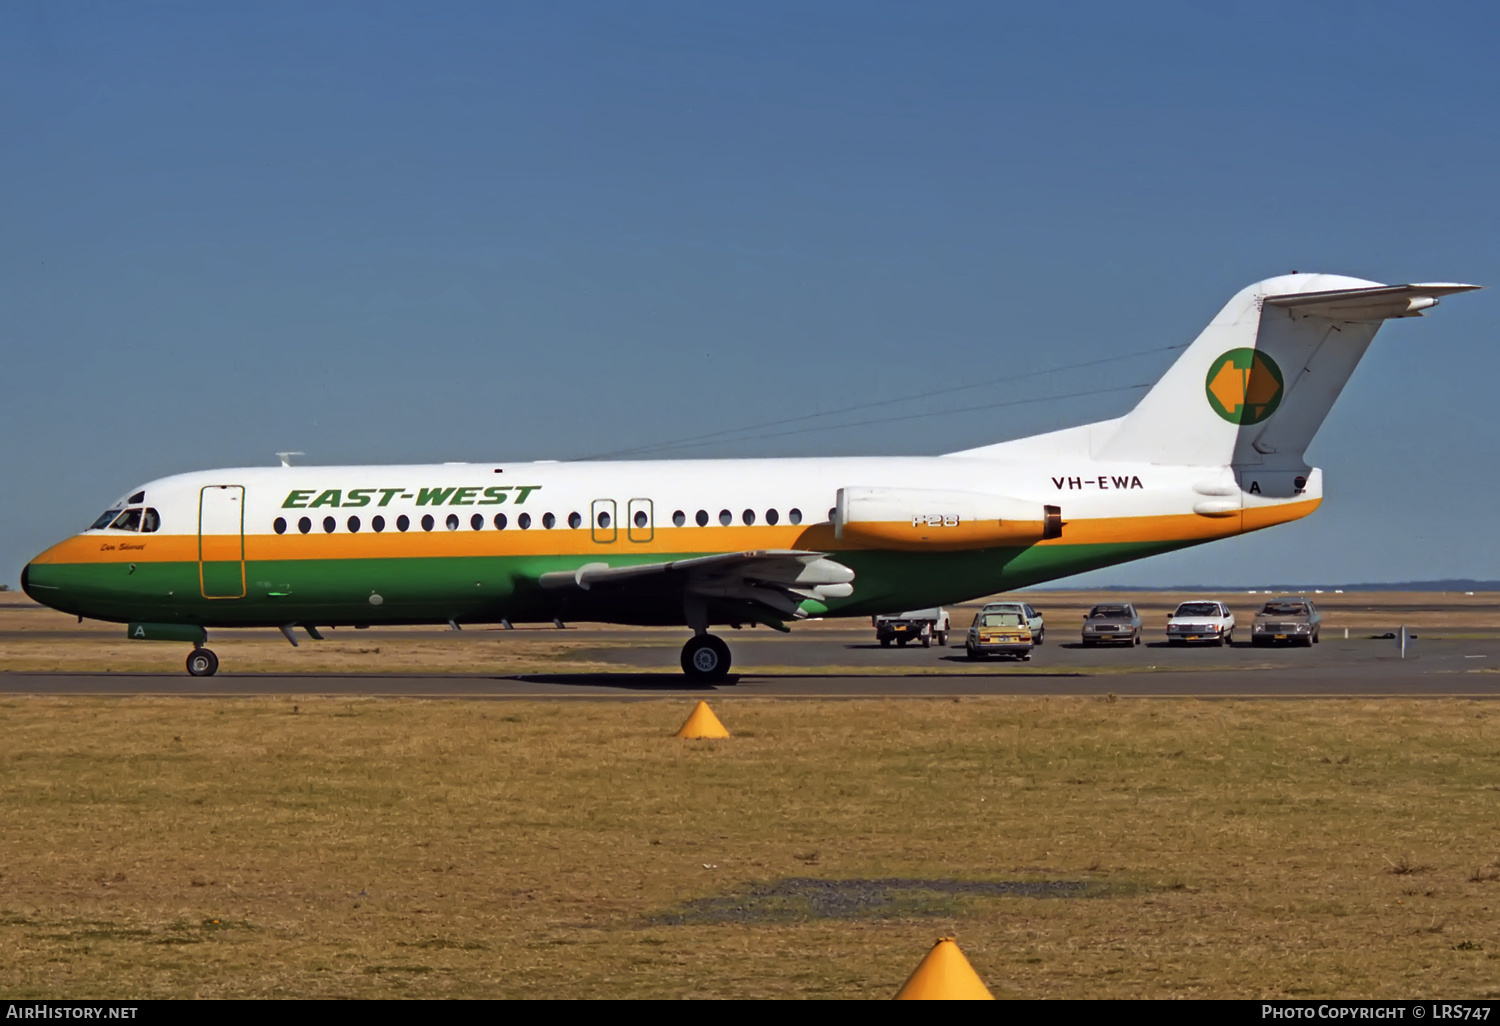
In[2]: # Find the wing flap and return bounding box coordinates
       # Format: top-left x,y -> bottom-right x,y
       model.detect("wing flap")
537,549 -> 856,619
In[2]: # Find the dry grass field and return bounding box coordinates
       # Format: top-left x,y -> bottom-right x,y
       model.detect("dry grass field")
2,590 -> 1497,998
1,696 -> 1498,999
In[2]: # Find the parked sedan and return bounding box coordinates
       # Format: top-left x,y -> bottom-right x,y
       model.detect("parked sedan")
1166,600 -> 1236,645
1082,603 -> 1143,646
965,607 -> 1034,660
1251,598 -> 1322,646
977,601 -> 1046,644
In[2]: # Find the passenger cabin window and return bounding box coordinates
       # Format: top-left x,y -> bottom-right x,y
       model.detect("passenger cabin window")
298,517 -> 312,534
518,513 -> 532,529
347,516 -> 361,532
742,509 -> 755,526
397,515 -> 410,532
274,517 -> 287,535
542,512 -> 556,529
568,512 -> 582,529
421,514 -> 435,531
695,510 -> 709,527
471,513 -> 484,530
789,508 -> 802,525
634,510 -> 648,529
493,513 -> 507,530
445,513 -> 460,530
90,510 -> 122,530
719,509 -> 732,526
672,510 -> 686,527
372,515 -> 386,533
766,508 -> 779,526
323,516 -> 336,533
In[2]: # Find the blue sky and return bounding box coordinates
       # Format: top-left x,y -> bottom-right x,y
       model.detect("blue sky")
2,1 -> 1496,587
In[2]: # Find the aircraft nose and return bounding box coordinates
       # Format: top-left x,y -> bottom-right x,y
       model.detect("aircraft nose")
20,562 -> 34,601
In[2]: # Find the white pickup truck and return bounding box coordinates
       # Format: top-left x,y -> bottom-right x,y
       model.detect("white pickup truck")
873,608 -> 950,648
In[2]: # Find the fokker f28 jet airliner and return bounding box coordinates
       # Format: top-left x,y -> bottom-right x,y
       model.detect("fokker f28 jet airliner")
22,274 -> 1477,680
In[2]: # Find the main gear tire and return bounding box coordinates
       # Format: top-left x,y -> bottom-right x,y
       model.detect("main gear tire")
681,634 -> 731,682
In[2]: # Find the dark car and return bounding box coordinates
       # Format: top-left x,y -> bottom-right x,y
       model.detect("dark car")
1250,598 -> 1322,646
1082,603 -> 1143,646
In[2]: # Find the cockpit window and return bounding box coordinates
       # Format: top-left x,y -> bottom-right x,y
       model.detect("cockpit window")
141,508 -> 160,533
109,509 -> 144,532
90,510 -> 122,530
127,491 -> 145,504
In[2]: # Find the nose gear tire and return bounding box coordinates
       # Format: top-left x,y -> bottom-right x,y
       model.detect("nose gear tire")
186,649 -> 219,677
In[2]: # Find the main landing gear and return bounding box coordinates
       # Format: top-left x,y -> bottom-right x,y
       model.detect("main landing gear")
186,647 -> 219,677
681,634 -> 731,682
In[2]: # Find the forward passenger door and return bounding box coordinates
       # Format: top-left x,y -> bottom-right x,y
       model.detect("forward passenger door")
198,485 -> 246,599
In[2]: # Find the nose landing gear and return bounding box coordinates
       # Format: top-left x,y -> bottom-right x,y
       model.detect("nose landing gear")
681,634 -> 731,682
186,648 -> 219,677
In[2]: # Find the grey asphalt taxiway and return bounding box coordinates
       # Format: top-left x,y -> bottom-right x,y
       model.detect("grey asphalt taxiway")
2,629 -> 1496,698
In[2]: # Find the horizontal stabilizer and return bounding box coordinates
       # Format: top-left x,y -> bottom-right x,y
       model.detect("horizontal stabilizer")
1263,283 -> 1479,322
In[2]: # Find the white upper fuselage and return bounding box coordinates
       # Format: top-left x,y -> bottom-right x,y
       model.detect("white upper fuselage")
96,453 -> 1309,542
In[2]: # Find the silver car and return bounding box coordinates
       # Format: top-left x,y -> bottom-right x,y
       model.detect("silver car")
1082,603 -> 1143,646
1251,598 -> 1322,646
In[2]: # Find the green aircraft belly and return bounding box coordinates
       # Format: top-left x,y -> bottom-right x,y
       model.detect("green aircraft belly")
29,537 -> 1206,627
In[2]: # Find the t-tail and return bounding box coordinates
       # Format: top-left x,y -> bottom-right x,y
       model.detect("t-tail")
1096,274 -> 1479,498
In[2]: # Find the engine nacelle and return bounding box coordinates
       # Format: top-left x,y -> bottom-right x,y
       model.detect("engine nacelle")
834,486 -> 1062,550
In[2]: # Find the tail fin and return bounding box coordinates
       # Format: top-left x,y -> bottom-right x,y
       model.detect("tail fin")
1096,274 -> 1478,478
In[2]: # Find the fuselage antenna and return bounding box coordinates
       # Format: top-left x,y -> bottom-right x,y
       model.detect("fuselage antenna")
275,452 -> 305,467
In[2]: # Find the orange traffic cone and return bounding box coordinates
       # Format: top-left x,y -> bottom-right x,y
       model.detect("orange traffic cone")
674,700 -> 730,739
894,937 -> 994,1000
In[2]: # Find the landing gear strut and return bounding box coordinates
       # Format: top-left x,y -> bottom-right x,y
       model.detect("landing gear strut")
681,634 -> 731,682
186,648 -> 219,677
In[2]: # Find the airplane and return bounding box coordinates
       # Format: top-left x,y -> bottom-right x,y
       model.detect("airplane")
20,273 -> 1478,681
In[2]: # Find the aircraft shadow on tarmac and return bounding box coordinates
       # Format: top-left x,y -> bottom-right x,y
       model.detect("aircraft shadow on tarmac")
510,669 -> 1087,688
508,672 -> 734,690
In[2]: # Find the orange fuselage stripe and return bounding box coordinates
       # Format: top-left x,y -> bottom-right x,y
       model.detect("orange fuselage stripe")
31,500 -> 1320,566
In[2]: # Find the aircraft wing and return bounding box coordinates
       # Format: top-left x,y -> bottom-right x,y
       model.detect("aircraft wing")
537,549 -> 855,622
1263,282 -> 1480,321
